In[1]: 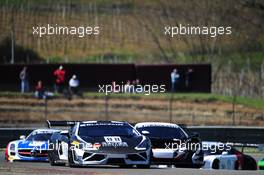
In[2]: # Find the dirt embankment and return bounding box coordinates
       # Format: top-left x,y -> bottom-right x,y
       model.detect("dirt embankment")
0,97 -> 264,126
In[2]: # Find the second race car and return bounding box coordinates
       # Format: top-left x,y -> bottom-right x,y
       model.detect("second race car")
135,122 -> 204,168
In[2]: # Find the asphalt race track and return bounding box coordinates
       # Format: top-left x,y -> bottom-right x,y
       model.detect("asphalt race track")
0,152 -> 263,175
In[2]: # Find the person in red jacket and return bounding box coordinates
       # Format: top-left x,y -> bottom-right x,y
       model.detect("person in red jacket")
35,81 -> 45,99
53,65 -> 66,93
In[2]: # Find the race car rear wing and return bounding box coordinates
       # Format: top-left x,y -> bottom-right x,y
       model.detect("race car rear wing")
231,142 -> 259,153
46,120 -> 77,128
231,142 -> 258,148
203,141 -> 260,153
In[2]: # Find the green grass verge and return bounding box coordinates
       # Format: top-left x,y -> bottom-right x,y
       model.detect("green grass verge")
0,91 -> 263,110
84,92 -> 264,109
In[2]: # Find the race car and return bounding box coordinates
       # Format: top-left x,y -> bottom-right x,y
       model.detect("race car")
258,157 -> 264,170
47,120 -> 152,168
5,129 -> 60,162
202,142 -> 257,170
134,122 -> 204,168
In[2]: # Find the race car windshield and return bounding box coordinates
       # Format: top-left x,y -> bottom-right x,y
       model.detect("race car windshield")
137,126 -> 186,139
78,125 -> 139,137
26,133 -> 53,141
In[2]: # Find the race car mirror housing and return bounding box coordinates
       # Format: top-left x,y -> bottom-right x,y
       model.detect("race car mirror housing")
19,135 -> 26,140
141,130 -> 150,135
60,130 -> 69,137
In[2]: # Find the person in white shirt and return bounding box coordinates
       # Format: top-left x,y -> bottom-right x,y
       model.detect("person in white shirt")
171,68 -> 180,92
69,75 -> 79,95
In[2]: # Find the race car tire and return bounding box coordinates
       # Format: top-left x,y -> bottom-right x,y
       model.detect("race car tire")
49,154 -> 66,166
119,165 -> 134,168
212,159 -> 220,169
48,154 -> 56,166
234,160 -> 241,170
136,152 -> 151,169
5,154 -> 8,162
243,155 -> 257,170
136,164 -> 151,169
68,150 -> 76,167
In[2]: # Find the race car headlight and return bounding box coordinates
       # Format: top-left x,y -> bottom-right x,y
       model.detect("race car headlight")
71,140 -> 84,149
71,140 -> 93,150
10,144 -> 15,151
135,137 -> 149,151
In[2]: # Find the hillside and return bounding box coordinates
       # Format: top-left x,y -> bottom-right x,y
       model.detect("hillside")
0,0 -> 263,63
0,0 -> 264,99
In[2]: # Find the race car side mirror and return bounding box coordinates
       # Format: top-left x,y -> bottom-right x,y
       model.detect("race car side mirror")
19,135 -> 26,140
141,130 -> 150,135
60,130 -> 69,137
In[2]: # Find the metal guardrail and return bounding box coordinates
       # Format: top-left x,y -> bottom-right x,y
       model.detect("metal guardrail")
0,126 -> 264,148
185,126 -> 264,144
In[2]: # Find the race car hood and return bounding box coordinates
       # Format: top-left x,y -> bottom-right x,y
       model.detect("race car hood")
17,140 -> 48,150
79,135 -> 144,153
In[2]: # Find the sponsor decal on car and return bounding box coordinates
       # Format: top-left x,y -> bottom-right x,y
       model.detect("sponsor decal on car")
29,141 -> 45,147
80,123 -> 124,127
102,142 -> 128,148
93,143 -> 101,149
104,136 -> 122,143
102,136 -> 128,148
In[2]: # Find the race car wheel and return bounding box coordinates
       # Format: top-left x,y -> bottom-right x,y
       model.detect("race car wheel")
234,160 -> 242,170
136,164 -> 151,169
212,159 -> 220,169
48,154 -> 56,166
68,150 -> 76,167
49,153 -> 65,166
136,152 -> 151,169
119,165 -> 134,168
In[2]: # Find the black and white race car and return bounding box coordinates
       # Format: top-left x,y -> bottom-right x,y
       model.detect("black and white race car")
47,120 -> 152,168
135,122 -> 204,168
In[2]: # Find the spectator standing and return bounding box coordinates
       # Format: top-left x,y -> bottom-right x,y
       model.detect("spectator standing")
53,65 -> 66,93
69,75 -> 80,95
35,81 -> 45,99
135,79 -> 140,86
19,66 -> 29,93
185,68 -> 194,92
171,68 -> 180,92
35,81 -> 54,99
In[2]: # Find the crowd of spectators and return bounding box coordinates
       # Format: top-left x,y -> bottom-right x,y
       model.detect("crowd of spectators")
170,67 -> 194,92
19,66 -> 194,99
19,65 -> 81,99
